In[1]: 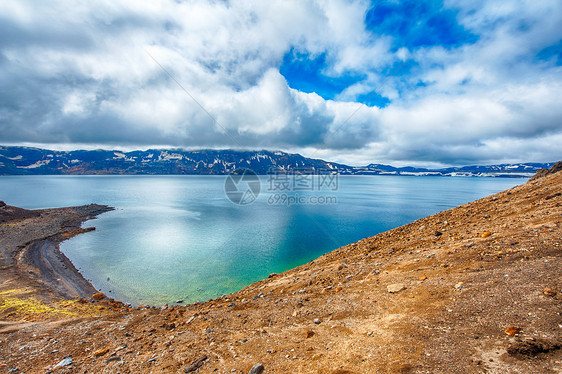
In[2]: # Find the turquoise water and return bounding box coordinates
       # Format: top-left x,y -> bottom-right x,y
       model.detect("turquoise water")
0,175 -> 522,305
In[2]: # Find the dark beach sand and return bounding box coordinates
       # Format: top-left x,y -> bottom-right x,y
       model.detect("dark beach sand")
0,203 -> 113,302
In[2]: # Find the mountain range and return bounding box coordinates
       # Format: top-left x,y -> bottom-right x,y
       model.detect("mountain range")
0,146 -> 553,177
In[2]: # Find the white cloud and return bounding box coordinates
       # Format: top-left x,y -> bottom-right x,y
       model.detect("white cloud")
0,0 -> 561,166
62,91 -> 96,115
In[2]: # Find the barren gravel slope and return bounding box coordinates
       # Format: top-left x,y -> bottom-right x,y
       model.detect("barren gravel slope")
1,172 -> 561,373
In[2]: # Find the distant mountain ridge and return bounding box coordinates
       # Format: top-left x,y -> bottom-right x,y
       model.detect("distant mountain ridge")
0,146 -> 553,177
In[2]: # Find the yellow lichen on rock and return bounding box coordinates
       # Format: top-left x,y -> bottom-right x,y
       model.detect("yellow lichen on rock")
0,289 -> 112,321
0,289 -> 77,320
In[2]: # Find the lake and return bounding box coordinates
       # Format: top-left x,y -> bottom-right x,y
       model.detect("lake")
0,175 -> 522,305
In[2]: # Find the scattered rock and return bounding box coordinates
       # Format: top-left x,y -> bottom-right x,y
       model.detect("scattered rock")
176,299 -> 184,304
105,357 -> 121,364
481,232 -> 492,238
184,355 -> 208,373
306,330 -> 315,338
92,292 -> 105,301
248,363 -> 265,374
313,318 -> 321,324
54,357 -> 72,368
543,288 -> 557,297
387,284 -> 406,293
94,348 -> 109,357
505,326 -> 520,336
418,276 -> 427,281
545,192 -> 561,200
268,273 -> 277,278
434,231 -> 443,237
507,338 -> 561,358
454,282 -> 464,290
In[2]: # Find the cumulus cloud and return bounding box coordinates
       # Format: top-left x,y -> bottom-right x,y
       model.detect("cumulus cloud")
0,0 -> 561,166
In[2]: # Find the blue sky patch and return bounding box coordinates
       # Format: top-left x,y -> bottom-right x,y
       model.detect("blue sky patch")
356,91 -> 391,107
280,49 -> 366,101
536,40 -> 562,66
365,0 -> 478,51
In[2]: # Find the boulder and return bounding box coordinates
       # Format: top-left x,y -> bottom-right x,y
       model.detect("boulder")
387,284 -> 406,293
249,363 -> 265,374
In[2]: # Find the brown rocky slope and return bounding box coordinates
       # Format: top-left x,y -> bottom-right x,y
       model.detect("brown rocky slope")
1,169 -> 561,373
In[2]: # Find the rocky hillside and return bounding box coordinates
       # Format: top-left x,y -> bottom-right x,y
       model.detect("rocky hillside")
0,145 -> 552,176
0,163 -> 560,373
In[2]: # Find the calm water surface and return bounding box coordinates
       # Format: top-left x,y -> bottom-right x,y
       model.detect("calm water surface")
0,175 -> 522,305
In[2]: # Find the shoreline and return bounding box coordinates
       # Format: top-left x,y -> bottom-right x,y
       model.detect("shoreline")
0,167 -> 560,372
0,203 -> 113,309
0,176 -> 546,308
0,164 -> 555,307
23,240 -> 98,300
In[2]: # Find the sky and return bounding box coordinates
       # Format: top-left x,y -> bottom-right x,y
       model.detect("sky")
1,0 -> 561,167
